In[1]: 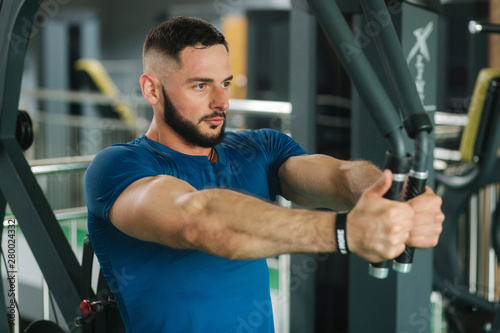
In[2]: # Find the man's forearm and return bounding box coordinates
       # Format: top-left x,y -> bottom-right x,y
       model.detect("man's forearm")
177,188 -> 337,260
279,155 -> 382,210
340,160 -> 382,204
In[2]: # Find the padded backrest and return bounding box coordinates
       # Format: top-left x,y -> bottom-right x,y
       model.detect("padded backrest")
459,68 -> 500,163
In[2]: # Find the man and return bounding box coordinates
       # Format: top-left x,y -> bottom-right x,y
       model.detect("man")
84,16 -> 444,332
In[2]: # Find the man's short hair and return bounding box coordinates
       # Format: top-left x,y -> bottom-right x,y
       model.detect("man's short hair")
143,16 -> 228,66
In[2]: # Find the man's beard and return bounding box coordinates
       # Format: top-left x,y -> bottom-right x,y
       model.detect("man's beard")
162,86 -> 226,148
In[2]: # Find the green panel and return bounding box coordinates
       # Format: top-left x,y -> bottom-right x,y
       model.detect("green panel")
268,267 -> 279,291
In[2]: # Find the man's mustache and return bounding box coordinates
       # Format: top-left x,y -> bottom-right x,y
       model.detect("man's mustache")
199,112 -> 226,122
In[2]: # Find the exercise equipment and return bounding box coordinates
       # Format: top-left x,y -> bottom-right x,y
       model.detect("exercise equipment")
24,320 -> 65,333
74,59 -> 137,127
301,1 -> 440,332
76,235 -> 124,333
308,0 -> 433,278
1,0 -> 79,328
433,69 -> 500,332
16,110 -> 34,151
0,1 -> 123,331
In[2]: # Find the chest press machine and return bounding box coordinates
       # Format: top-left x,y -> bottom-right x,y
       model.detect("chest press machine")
0,0 -> 435,332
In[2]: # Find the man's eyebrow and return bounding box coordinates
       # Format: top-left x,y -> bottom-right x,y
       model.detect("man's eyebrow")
186,75 -> 233,83
186,77 -> 213,83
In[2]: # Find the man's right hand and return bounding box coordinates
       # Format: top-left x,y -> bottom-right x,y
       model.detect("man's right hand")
345,170 -> 415,263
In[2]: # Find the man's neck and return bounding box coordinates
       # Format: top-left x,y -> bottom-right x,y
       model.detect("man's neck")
145,121 -> 212,157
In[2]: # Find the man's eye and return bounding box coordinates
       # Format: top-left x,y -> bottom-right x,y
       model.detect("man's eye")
195,83 -> 206,90
222,81 -> 231,88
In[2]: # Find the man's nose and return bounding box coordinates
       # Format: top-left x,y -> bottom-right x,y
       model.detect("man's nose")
210,86 -> 230,111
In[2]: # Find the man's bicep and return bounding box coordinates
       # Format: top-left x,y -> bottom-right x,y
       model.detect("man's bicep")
278,154 -> 324,207
109,175 -> 198,248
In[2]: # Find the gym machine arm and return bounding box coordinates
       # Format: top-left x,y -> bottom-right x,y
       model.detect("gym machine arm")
307,0 -> 434,278
358,0 -> 433,273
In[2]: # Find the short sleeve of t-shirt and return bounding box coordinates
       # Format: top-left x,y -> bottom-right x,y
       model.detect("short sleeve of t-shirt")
84,142 -> 161,224
246,129 -> 307,198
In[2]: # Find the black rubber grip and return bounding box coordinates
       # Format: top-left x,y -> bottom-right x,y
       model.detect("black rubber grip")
369,152 -> 410,278
404,174 -> 427,202
383,178 -> 405,201
383,151 -> 412,175
393,173 -> 427,271
394,246 -> 415,268
369,173 -> 405,277
403,112 -> 433,139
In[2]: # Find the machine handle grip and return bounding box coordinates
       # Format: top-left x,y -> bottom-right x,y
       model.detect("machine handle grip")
369,153 -> 409,279
393,171 -> 428,273
404,171 -> 428,201
369,260 -> 391,279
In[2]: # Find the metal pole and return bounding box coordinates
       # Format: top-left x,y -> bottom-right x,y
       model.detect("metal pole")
288,6 -> 317,332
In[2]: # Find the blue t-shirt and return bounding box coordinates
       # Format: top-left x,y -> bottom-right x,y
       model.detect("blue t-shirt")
84,129 -> 306,332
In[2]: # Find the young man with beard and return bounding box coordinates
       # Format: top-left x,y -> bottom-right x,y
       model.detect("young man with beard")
84,16 -> 444,332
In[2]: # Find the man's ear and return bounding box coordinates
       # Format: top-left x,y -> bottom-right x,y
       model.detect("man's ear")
140,73 -> 161,105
